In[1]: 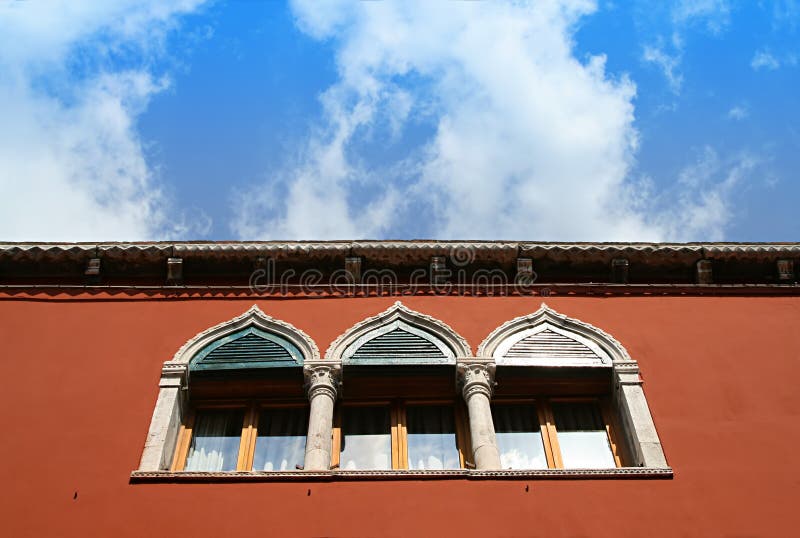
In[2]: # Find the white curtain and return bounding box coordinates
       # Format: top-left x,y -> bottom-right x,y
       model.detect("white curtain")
184,409 -> 244,471
492,404 -> 548,469
340,407 -> 391,470
552,402 -> 616,469
253,408 -> 308,471
406,405 -> 460,470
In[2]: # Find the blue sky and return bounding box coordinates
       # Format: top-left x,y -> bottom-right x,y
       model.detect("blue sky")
0,0 -> 797,241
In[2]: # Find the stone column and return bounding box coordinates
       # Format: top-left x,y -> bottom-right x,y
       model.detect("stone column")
458,360 -> 501,470
303,363 -> 341,470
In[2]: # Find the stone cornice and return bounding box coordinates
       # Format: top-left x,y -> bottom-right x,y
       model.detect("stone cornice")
1,240 -> 798,288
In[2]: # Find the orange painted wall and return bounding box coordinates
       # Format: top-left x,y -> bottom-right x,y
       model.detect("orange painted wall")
0,294 -> 798,537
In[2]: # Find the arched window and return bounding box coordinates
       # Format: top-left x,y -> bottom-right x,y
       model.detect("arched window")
136,305 -> 319,473
478,303 -> 668,470
325,302 -> 472,471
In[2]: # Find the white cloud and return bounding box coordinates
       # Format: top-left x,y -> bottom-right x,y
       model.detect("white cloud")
232,0 -> 745,241
671,0 -> 731,34
751,50 -> 781,70
642,42 -> 684,94
0,0 -> 207,241
639,1 -> 731,95
770,0 -> 800,30
647,147 -> 759,241
727,105 -> 749,120
234,0 -> 659,240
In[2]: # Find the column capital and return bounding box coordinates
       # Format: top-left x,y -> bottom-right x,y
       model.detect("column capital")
303,361 -> 342,401
457,359 -> 496,400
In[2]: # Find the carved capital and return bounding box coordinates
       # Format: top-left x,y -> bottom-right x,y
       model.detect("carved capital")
457,360 -> 496,400
303,362 -> 342,401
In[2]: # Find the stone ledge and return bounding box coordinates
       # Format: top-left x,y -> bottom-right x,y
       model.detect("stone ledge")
130,467 -> 673,483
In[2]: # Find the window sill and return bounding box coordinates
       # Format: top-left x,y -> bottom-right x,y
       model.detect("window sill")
130,467 -> 672,483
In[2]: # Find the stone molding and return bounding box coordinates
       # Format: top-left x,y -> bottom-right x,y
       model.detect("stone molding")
325,301 -> 472,360
130,467 -> 673,483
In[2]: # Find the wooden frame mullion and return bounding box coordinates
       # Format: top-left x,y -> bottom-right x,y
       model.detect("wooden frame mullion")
330,405 -> 342,469
534,403 -> 557,469
236,404 -> 258,471
170,410 -> 196,472
542,401 -> 564,469
391,401 -> 408,469
600,400 -> 623,468
454,402 -> 471,469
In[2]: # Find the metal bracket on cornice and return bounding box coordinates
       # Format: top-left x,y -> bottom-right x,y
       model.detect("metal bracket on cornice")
166,257 -> 183,286
345,256 -> 362,284
696,259 -> 713,284
611,258 -> 629,284
778,259 -> 795,282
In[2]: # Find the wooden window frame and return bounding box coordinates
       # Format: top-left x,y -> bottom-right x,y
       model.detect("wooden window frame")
171,400 -> 309,472
493,397 -> 622,470
331,399 -> 470,471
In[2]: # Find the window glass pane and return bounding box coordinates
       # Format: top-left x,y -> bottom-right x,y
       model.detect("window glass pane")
253,407 -> 308,471
340,406 -> 391,470
552,402 -> 616,469
406,405 -> 460,470
492,404 -> 548,469
185,409 -> 244,471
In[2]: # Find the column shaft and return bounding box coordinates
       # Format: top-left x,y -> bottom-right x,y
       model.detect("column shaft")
459,361 -> 501,470
303,364 -> 340,471
465,390 -> 501,469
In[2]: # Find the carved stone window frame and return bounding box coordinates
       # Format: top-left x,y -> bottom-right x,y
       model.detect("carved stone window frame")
477,303 -> 669,469
136,305 -> 319,472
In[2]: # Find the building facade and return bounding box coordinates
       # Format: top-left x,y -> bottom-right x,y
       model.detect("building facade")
0,241 -> 798,537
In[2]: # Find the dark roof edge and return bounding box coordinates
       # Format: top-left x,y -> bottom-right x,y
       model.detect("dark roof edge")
1,240 -> 799,253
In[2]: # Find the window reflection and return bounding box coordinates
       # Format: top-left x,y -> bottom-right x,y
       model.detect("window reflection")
492,404 -> 548,469
253,407 -> 308,471
185,409 -> 244,471
406,405 -> 460,470
552,402 -> 616,469
340,406 -> 391,470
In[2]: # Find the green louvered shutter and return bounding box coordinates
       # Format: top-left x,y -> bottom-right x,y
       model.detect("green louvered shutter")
190,327 -> 303,372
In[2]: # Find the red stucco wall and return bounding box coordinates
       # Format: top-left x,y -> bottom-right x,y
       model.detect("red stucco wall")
0,294 -> 798,537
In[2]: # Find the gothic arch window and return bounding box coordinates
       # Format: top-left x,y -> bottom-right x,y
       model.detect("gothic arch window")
136,305 -> 319,473
324,302 -> 473,470
477,303 -> 668,470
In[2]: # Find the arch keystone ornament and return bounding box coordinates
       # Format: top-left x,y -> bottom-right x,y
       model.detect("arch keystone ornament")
478,303 -> 669,469
325,301 -> 472,364
137,305 -> 320,472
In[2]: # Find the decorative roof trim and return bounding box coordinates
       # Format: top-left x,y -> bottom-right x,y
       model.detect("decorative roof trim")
3,240 -> 800,255
477,303 -> 632,364
325,301 -> 472,360
168,304 -> 320,366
